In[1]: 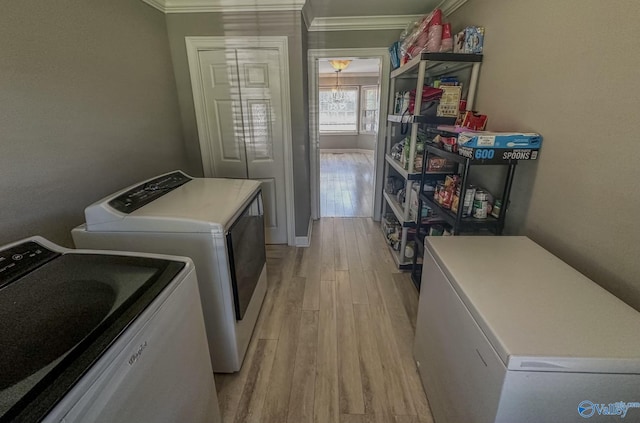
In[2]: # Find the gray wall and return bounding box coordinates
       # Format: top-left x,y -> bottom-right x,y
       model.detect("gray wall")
1,1 -> 188,247
451,0 -> 640,310
319,134 -> 377,150
319,74 -> 379,150
308,30 -> 400,50
165,11 -> 312,237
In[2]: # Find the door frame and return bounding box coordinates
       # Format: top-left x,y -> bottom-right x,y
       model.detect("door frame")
307,48 -> 391,221
185,36 -> 296,246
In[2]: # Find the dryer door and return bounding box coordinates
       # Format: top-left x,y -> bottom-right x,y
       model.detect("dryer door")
227,191 -> 266,320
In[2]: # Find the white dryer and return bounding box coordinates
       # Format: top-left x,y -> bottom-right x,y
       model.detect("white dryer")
0,236 -> 219,423
72,170 -> 267,372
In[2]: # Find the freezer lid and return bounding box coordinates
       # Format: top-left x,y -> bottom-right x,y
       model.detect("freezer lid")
84,172 -> 261,233
425,236 -> 640,374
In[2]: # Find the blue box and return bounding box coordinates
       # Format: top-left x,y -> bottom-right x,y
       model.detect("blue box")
464,26 -> 484,54
458,131 -> 543,150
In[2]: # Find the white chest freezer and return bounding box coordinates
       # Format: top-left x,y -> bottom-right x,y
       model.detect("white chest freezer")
414,236 -> 640,423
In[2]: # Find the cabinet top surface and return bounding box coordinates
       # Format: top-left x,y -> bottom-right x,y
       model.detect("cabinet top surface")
424,236 -> 640,373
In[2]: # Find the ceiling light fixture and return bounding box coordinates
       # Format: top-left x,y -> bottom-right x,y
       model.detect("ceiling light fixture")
329,59 -> 352,72
329,60 -> 351,102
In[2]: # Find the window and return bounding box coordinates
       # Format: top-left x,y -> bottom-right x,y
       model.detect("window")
319,86 -> 359,133
360,85 -> 379,134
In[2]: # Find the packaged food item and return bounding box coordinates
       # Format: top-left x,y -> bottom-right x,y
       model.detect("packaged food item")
426,19 -> 442,52
437,85 -> 462,117
444,175 -> 459,188
391,140 -> 404,161
441,136 -> 457,152
464,26 -> 484,54
407,86 -> 444,114
462,187 -> 476,216
491,199 -> 502,218
440,23 -> 453,52
389,41 -> 401,69
458,131 -> 542,149
429,225 -> 444,236
409,185 -> 420,221
405,243 -> 415,259
440,187 -> 454,209
435,183 -> 444,204
426,157 -> 457,172
472,189 -> 488,219
461,111 -> 488,131
454,29 -> 466,53
451,193 -> 460,214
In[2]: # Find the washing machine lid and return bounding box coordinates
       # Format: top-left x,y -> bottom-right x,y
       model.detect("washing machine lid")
425,236 -> 640,374
0,237 -> 186,422
84,171 -> 261,233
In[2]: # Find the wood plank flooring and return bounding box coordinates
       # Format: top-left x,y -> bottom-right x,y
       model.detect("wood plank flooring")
320,152 -> 374,217
215,218 -> 434,423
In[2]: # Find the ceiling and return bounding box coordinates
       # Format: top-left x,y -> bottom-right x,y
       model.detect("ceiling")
318,58 -> 381,75
141,0 -> 468,30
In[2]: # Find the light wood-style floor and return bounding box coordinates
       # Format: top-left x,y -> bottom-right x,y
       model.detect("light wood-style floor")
320,152 -> 374,218
215,218 -> 434,423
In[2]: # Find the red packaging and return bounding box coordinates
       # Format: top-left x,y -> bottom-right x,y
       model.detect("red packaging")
407,86 -> 444,114
441,187 -> 454,209
461,111 -> 488,131
430,9 -> 442,26
442,22 -> 452,40
441,136 -> 457,152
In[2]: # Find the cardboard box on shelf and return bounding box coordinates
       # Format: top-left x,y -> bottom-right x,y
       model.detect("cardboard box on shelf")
458,132 -> 542,150
458,146 -> 540,162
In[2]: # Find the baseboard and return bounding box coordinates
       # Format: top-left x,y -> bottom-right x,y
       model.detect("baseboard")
294,216 -> 313,247
320,148 -> 374,154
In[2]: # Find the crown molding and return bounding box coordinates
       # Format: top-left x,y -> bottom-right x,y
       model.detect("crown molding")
437,0 -> 468,16
141,0 -> 165,12
141,0 -> 305,13
307,14 -> 423,32
140,0 -> 466,21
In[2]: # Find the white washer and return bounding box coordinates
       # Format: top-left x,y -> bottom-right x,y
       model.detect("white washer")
0,236 -> 220,423
72,170 -> 267,372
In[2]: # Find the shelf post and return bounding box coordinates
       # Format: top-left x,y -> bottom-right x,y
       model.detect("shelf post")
466,62 -> 481,110
407,60 -> 427,174
381,77 -> 397,219
498,163 -> 517,235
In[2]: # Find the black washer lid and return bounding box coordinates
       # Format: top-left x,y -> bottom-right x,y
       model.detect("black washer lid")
0,242 -> 185,423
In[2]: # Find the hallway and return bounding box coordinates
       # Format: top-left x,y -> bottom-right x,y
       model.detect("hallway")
214,218 -> 434,423
320,152 -> 374,217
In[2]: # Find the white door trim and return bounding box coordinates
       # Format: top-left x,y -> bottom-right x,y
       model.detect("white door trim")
185,36 -> 296,246
307,48 -> 391,221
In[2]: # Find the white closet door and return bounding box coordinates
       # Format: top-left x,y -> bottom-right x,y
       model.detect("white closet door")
198,49 -> 248,179
196,46 -> 289,244
236,48 -> 287,244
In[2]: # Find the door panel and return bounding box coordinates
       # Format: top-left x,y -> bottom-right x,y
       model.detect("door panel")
237,48 -> 287,244
246,100 -> 274,161
197,45 -> 288,244
213,99 -> 243,161
256,178 -> 278,230
198,49 -> 248,179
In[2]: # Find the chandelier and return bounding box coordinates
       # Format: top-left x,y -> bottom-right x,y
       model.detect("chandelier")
329,60 -> 351,102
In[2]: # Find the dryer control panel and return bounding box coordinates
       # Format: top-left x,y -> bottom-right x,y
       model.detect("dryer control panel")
0,241 -> 60,289
108,171 -> 192,214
